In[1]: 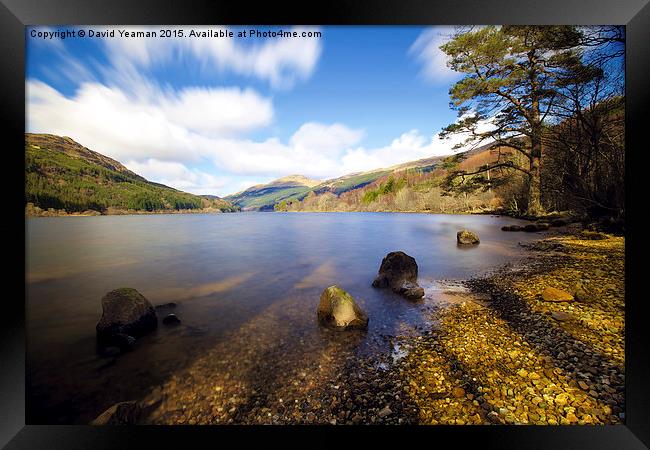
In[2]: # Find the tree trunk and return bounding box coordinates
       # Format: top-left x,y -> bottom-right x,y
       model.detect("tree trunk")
526,54 -> 545,217
526,132 -> 544,216
527,158 -> 543,216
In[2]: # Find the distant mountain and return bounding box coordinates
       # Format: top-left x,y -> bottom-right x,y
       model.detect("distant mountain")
224,175 -> 322,211
25,133 -> 239,216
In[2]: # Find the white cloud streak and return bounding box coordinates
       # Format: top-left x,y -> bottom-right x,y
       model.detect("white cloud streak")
103,26 -> 323,90
409,27 -> 460,84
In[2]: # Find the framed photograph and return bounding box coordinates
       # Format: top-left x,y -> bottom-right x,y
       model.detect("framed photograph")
2,0 -> 648,448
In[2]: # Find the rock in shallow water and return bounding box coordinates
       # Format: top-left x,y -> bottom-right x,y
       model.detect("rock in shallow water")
317,285 -> 368,330
372,251 -> 425,300
396,281 -> 425,301
372,251 -> 419,288
457,230 -> 480,245
96,288 -> 157,346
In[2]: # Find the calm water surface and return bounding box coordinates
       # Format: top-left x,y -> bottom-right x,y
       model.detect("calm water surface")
26,212 -> 542,423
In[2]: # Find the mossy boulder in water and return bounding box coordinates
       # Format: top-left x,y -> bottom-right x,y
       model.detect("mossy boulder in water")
457,230 -> 480,245
96,288 -> 157,346
317,285 -> 368,330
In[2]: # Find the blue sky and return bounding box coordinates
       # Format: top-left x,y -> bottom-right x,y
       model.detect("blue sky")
26,26 -> 467,196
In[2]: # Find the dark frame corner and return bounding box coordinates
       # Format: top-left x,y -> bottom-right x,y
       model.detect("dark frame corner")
2,0 -> 649,448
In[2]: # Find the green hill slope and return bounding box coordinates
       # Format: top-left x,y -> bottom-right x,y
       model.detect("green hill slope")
224,175 -> 321,211
25,133 -> 239,216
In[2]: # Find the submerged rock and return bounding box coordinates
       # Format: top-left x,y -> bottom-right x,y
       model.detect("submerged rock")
457,230 -> 480,245
501,225 -> 523,232
162,314 -> 181,325
96,288 -> 157,346
396,281 -> 425,301
90,401 -> 141,425
317,285 -> 368,330
541,287 -> 574,302
372,251 -> 425,300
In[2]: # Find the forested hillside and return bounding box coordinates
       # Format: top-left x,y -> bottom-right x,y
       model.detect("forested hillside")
25,134 -> 239,216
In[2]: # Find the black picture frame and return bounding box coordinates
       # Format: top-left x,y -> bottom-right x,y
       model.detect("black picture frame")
2,0 -> 648,448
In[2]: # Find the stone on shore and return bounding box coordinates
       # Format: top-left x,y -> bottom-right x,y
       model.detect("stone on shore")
452,387 -> 466,398
96,288 -> 157,346
541,287 -> 574,302
317,285 -> 368,330
90,401 -> 141,425
580,230 -> 609,240
457,230 -> 480,245
551,311 -> 571,322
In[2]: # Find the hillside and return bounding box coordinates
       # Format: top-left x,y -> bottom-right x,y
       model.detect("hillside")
273,143 -> 518,213
224,175 -> 321,211
25,133 -> 239,216
226,142 -> 503,212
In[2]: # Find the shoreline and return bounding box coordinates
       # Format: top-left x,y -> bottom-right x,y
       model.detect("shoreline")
385,226 -> 625,425
25,206 -> 576,223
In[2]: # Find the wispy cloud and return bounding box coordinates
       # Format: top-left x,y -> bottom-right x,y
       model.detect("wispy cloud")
103,26 -> 323,90
409,27 -> 460,84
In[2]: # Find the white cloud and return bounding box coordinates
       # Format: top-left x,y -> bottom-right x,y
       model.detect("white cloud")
124,159 -> 228,195
409,27 -> 460,84
158,87 -> 273,135
26,80 -> 273,162
103,26 -> 322,89
289,122 -> 364,155
204,128 -> 364,180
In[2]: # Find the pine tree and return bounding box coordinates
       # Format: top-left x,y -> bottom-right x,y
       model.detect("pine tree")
439,25 -> 588,216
